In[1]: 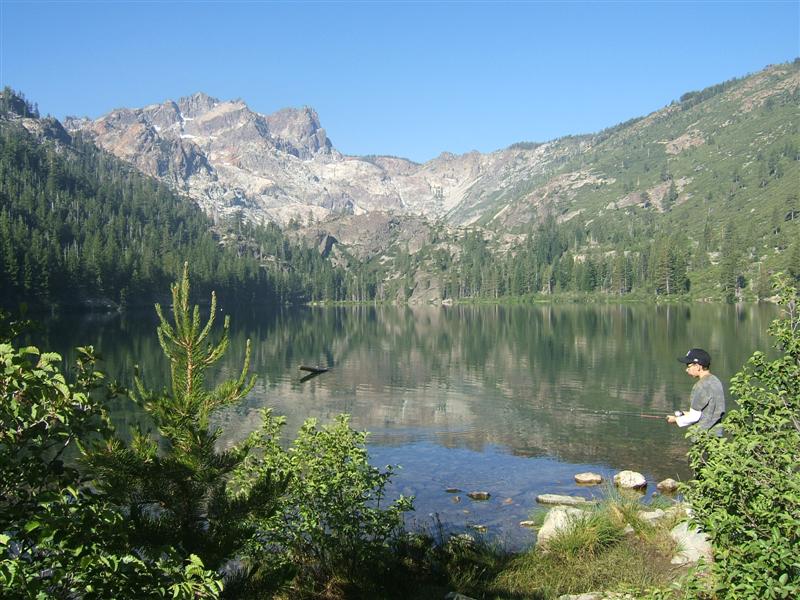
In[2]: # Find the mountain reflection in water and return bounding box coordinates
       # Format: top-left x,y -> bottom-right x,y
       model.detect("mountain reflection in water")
32,302 -> 777,548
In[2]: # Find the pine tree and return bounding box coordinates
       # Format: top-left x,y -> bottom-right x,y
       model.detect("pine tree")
611,252 -> 631,295
89,264 -> 289,597
719,224 -> 742,303
786,240 -> 800,283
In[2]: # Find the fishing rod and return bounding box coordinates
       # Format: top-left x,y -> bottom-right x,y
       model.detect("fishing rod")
526,403 -> 666,420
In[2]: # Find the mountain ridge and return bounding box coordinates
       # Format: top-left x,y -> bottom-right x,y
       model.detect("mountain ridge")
64,89 -> 588,227
64,61 -> 798,239
5,59 -> 799,304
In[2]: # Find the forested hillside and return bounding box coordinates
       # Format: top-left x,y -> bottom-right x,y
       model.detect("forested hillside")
0,89 -> 348,310
475,61 -> 800,301
339,61 -> 800,303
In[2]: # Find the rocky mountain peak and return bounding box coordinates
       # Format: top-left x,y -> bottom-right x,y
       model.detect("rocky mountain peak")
264,106 -> 331,157
176,92 -> 220,118
64,89 -> 590,227
19,115 -> 72,146
264,107 -> 333,158
1,91 -> 71,145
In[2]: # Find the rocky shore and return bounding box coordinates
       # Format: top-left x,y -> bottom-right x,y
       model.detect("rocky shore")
445,468 -> 711,600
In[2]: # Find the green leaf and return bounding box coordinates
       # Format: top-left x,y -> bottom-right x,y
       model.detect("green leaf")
24,520 -> 40,532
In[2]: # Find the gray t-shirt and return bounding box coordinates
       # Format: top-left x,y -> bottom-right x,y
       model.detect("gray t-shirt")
690,373 -> 726,433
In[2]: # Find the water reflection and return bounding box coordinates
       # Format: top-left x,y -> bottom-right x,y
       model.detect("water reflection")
31,302 -> 778,546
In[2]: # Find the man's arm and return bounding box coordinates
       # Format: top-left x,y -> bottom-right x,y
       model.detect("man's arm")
675,409 -> 702,427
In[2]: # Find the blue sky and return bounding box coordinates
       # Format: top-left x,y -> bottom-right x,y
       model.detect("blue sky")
1,1 -> 798,163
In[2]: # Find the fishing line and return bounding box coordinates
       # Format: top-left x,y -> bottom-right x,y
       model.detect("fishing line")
525,402 -> 665,420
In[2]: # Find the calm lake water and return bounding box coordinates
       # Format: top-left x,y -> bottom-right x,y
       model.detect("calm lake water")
32,302 -> 778,548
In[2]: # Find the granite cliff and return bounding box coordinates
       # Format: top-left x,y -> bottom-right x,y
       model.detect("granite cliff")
64,92 -> 584,228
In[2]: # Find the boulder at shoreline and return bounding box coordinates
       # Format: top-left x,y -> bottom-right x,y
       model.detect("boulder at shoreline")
657,478 -> 679,493
613,470 -> 647,489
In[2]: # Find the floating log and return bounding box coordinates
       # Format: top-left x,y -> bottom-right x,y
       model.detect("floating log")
299,365 -> 329,374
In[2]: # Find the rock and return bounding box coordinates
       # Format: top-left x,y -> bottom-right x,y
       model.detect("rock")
469,524 -> 488,533
519,520 -> 538,528
502,497 -> 514,505
451,495 -> 461,503
467,491 -> 490,501
657,478 -> 679,493
574,472 -> 603,485
536,493 -> 591,506
613,470 -> 647,489
663,502 -> 692,519
445,487 -> 462,493
623,524 -> 635,535
670,521 -> 712,565
445,593 -> 478,600
640,509 -> 666,523
536,507 -> 585,547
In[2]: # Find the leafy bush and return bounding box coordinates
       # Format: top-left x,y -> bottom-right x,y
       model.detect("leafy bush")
0,313 -> 222,598
239,411 -> 413,594
685,273 -> 800,598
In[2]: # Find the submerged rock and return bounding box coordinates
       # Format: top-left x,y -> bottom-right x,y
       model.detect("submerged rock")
467,491 -> 490,501
574,472 -> 603,485
536,493 -> 592,506
613,470 -> 647,489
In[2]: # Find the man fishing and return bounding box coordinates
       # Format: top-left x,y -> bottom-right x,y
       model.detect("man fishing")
666,348 -> 726,436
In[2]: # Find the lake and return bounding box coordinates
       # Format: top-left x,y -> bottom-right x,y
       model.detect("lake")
31,302 -> 778,548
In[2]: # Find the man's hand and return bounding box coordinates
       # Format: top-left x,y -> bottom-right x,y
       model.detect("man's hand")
666,415 -> 678,424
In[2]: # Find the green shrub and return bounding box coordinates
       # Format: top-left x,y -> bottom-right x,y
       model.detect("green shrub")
239,411 -> 413,595
685,273 -> 800,598
0,313 -> 222,598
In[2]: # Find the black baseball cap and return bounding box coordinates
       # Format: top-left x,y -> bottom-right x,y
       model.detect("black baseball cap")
678,348 -> 711,368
